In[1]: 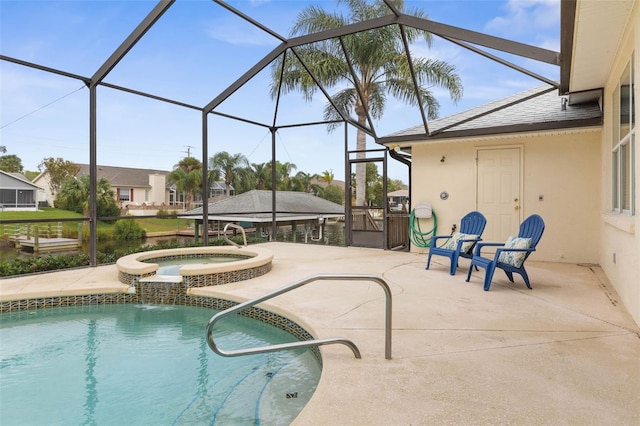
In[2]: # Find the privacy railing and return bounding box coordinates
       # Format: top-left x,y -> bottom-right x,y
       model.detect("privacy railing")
206,274 -> 393,359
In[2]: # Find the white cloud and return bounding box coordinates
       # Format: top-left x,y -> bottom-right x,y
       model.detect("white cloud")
205,18 -> 280,46
485,0 -> 560,41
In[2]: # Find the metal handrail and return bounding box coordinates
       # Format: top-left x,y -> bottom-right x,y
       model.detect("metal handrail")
222,223 -> 247,247
206,274 -> 392,359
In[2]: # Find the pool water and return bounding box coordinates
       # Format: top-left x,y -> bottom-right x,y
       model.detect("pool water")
152,256 -> 247,276
0,304 -> 321,425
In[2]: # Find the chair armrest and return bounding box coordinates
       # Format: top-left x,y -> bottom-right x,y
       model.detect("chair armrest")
429,234 -> 454,246
472,242 -> 504,257
460,236 -> 481,242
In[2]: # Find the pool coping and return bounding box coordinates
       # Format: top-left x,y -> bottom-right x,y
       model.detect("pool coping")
116,245 -> 273,276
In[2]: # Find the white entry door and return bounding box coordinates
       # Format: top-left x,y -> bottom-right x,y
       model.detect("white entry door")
477,147 -> 522,242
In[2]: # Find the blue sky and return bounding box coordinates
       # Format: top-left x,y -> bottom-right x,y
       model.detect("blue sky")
0,0 -> 560,183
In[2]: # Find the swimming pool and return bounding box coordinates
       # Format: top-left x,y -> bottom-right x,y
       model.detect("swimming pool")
0,304 -> 321,425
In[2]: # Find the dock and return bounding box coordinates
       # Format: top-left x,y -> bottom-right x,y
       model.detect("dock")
9,236 -> 81,253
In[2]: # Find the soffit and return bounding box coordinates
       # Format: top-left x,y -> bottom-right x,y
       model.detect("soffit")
570,0 -> 635,92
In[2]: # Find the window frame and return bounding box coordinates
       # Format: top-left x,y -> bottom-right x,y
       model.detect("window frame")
611,53 -> 635,215
118,187 -> 131,202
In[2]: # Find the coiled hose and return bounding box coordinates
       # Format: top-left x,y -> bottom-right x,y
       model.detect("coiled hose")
409,208 -> 438,248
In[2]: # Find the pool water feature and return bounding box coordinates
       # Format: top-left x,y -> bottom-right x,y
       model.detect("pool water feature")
0,304 -> 321,425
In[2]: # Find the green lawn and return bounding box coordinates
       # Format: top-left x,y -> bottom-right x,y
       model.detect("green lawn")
0,208 -> 189,237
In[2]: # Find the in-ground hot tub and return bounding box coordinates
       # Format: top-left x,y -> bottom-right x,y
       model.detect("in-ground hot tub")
116,246 -> 274,290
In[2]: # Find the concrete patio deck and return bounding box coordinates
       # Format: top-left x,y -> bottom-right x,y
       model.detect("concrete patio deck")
1,242 -> 639,425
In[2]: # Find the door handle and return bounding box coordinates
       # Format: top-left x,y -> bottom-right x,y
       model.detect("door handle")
514,205 -> 519,210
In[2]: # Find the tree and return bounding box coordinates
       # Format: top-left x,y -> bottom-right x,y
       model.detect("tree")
168,157 -> 202,209
38,157 -> 80,196
387,178 -> 407,192
320,170 -> 334,186
271,0 -> 462,206
250,162 -> 270,190
292,171 -> 320,193
0,154 -> 23,173
208,151 -> 249,196
364,162 -> 380,205
320,183 -> 345,205
55,175 -> 118,217
0,146 -> 6,153
277,161 -> 297,190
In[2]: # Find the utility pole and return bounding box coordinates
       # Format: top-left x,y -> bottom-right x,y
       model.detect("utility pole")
183,145 -> 195,157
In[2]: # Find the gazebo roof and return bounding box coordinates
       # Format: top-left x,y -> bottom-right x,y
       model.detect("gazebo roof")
186,190 -> 344,223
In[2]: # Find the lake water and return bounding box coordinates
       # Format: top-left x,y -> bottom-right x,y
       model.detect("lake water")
0,223 -> 346,263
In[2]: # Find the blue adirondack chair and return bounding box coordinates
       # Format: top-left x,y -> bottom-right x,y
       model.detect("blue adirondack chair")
465,214 -> 545,291
426,211 -> 487,275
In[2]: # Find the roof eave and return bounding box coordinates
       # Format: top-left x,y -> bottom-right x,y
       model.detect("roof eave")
378,117 -> 602,145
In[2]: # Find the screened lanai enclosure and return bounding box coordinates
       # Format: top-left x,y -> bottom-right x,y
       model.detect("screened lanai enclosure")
0,0 -> 563,265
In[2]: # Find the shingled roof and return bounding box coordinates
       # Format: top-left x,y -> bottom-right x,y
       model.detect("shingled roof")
187,190 -> 344,223
385,84 -> 602,142
75,164 -> 169,188
0,170 -> 42,190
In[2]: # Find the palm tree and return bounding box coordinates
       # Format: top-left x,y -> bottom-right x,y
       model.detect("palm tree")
271,0 -> 462,206
55,175 -> 116,216
292,171 -> 320,193
169,157 -> 202,209
277,161 -> 297,190
320,170 -> 334,186
251,162 -> 270,190
208,151 -> 249,196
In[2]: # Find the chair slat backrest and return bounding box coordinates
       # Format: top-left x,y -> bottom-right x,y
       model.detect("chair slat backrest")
460,211 -> 487,236
517,214 -> 545,262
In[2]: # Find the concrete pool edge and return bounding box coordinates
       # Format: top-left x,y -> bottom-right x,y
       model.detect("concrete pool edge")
116,246 -> 274,288
116,245 -> 274,276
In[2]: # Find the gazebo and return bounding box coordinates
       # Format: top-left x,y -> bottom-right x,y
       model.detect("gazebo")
185,190 -> 344,243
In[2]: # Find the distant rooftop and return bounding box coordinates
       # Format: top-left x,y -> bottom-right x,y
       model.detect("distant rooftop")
73,164 -> 169,188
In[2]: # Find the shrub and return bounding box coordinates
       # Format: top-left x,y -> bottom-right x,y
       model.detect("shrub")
112,220 -> 146,240
0,253 -> 90,276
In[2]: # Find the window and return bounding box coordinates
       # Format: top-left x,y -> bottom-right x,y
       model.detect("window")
118,188 -> 131,202
612,53 -> 635,214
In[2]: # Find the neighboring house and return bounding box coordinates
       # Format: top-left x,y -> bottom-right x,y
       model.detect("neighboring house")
33,164 -> 173,208
209,181 -> 235,198
33,163 -> 241,211
0,170 -> 42,211
381,1 -> 639,326
387,189 -> 409,212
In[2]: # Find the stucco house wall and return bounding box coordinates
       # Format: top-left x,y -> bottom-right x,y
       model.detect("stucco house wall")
34,166 -> 172,208
32,172 -> 54,206
410,0 -> 639,326
411,129 -> 602,264
598,2 -> 639,326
